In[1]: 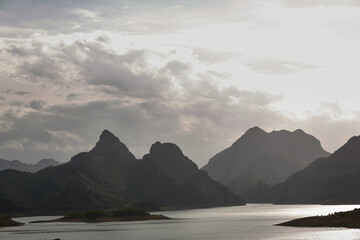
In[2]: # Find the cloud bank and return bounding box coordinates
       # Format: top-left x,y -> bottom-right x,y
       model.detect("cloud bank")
0,0 -> 359,166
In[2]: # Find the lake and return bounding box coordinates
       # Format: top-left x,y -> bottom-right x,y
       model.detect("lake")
2,204 -> 360,240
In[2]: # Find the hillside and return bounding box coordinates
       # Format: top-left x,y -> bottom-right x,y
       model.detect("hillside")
245,135 -> 360,204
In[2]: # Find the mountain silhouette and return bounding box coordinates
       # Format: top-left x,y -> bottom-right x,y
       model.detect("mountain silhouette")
202,126 -> 329,196
0,130 -> 243,214
127,141 -> 243,208
245,135 -> 360,204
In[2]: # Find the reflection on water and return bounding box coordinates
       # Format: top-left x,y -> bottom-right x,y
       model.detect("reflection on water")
2,204 -> 360,240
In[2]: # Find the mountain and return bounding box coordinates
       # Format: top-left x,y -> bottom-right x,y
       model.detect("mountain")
245,135 -> 360,204
202,127 -> 330,195
0,130 -> 141,212
127,142 -> 242,208
0,158 -> 60,173
0,130 -> 243,214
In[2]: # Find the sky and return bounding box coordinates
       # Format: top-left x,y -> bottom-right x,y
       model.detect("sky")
0,0 -> 360,167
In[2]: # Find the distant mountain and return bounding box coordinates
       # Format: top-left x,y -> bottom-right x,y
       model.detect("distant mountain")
245,135 -> 360,204
0,158 -> 60,173
202,127 -> 330,196
0,130 -> 243,214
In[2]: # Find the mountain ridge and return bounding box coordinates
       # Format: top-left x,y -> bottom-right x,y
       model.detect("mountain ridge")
202,126 -> 330,196
0,130 -> 243,214
0,158 -> 60,173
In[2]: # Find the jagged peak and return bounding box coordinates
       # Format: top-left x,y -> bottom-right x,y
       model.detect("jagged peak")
331,135 -> 360,158
232,126 -> 267,146
144,141 -> 199,184
99,129 -> 116,140
245,126 -> 267,135
270,128 -> 310,138
90,129 -> 134,158
149,141 -> 184,157
294,129 -> 306,134
270,129 -> 290,134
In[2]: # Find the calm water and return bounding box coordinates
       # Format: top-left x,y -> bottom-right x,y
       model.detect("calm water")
2,204 -> 360,240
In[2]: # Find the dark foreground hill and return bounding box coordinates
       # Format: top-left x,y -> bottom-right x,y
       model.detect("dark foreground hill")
245,135 -> 360,204
202,127 -> 329,195
0,158 -> 60,173
0,130 -> 243,214
278,208 -> 360,229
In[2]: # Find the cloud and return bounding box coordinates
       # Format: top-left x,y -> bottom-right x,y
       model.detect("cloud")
278,0 -> 360,8
193,48 -> 240,64
3,38 -> 173,100
82,48 -> 172,99
0,0 -> 233,36
0,1 -> 359,167
21,57 -> 62,82
1,30 -> 358,167
164,60 -> 191,77
14,91 -> 31,96
0,99 -> 181,161
27,100 -> 46,110
71,9 -> 100,20
247,59 -> 319,74
9,101 -> 24,107
0,78 -> 285,166
66,93 -> 81,101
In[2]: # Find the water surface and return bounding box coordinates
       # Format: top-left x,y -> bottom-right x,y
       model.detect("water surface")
2,204 -> 360,240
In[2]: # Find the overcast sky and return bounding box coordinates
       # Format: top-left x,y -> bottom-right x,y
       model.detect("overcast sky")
1,0 -> 360,167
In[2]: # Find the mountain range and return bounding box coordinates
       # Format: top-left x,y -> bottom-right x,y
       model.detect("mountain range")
245,135 -> 360,204
0,130 -> 243,214
2,127 -> 360,214
202,127 -> 330,195
0,158 -> 60,173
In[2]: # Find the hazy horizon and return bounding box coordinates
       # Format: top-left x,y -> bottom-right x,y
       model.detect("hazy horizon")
1,0 -> 360,166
